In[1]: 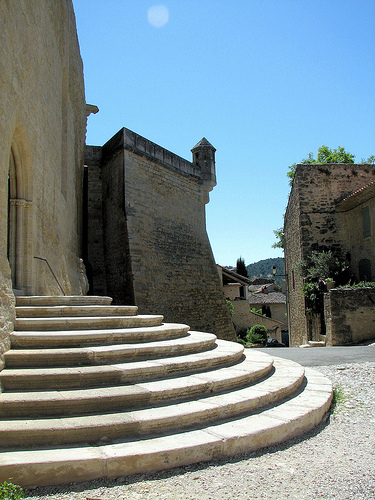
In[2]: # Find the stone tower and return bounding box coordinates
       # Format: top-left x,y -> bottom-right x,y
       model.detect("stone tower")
191,138 -> 217,204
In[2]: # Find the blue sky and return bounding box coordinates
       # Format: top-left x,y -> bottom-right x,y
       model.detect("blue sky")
73,0 -> 375,268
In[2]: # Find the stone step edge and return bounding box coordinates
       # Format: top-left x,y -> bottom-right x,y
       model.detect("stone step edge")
9,323 -> 191,348
0,367 -> 332,487
0,358 -> 305,448
0,353 -> 274,417
16,296 -> 113,306
1,339 -> 242,390
14,315 -> 164,331
15,305 -> 139,318
4,331 -> 217,368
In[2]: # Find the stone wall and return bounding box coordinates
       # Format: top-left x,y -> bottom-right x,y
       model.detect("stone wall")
0,0 -> 87,367
336,185 -> 375,282
325,288 -> 375,345
232,301 -> 283,342
284,170 -> 306,346
285,164 -> 375,346
86,129 -> 235,341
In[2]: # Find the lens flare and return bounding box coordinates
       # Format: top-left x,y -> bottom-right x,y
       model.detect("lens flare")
148,5 -> 169,28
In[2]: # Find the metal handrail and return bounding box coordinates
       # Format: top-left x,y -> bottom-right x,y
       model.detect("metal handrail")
33,256 -> 66,295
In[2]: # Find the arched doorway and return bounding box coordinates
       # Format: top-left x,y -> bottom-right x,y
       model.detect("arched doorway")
7,136 -> 33,294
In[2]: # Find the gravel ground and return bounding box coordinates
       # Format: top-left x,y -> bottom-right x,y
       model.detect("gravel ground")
24,361 -> 375,500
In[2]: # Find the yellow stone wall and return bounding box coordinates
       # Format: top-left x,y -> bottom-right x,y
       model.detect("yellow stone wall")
0,0 -> 87,366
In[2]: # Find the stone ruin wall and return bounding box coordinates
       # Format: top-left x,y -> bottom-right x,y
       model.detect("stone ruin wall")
285,163 -> 375,346
325,287 -> 375,345
284,171 -> 306,346
86,129 -> 235,341
0,0 -> 87,367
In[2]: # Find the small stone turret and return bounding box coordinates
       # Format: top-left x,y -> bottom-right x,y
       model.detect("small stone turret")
191,138 -> 217,203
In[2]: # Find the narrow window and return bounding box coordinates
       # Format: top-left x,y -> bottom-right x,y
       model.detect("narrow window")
362,206 -> 371,238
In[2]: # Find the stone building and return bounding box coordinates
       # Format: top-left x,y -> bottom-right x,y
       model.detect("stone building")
0,0 -> 88,369
0,0 -> 235,371
284,163 -> 375,346
84,130 -> 234,340
248,288 -> 287,329
219,265 -> 250,301
335,181 -> 375,281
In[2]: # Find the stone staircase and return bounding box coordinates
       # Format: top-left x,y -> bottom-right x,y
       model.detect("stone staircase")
0,296 -> 333,487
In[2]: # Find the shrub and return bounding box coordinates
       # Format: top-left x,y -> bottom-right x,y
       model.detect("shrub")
0,481 -> 24,500
246,324 -> 268,346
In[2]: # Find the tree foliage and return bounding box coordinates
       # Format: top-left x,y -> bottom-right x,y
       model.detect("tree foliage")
300,250 -> 353,314
236,257 -> 248,278
272,227 -> 284,249
287,145 -> 356,186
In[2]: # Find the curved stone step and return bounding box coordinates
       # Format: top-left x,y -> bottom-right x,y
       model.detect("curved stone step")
4,331 -> 217,369
0,358 -> 304,448
0,353 -> 273,418
9,323 -> 190,349
2,340 -> 242,391
14,314 -> 164,331
15,305 -> 138,318
0,365 -> 332,487
16,296 -> 113,307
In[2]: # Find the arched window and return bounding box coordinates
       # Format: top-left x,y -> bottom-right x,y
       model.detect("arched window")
7,130 -> 33,294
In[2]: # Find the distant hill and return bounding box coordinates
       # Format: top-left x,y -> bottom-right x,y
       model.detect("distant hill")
246,257 -> 284,286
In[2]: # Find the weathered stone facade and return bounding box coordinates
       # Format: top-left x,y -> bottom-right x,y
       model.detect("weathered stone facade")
284,163 -> 375,346
325,287 -> 375,345
336,182 -> 375,282
0,0 -> 87,367
85,129 -> 235,341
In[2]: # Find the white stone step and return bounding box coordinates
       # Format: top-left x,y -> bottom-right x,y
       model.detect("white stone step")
0,358 -> 304,448
0,365 -> 332,487
1,338 -> 242,390
16,296 -> 113,306
0,353 -> 273,418
15,305 -> 138,318
4,331 -> 217,369
14,314 -> 164,331
0,295 -> 333,488
9,323 -> 190,348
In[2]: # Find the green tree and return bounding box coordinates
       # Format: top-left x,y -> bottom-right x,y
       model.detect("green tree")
300,250 -> 352,314
287,145 -> 355,186
236,257 -> 248,278
272,227 -> 284,249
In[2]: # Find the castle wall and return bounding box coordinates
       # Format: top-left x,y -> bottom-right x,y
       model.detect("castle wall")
284,164 -> 375,346
0,0 -> 87,367
86,129 -> 235,341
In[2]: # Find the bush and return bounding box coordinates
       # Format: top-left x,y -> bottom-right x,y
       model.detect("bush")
0,481 -> 24,500
246,324 -> 268,346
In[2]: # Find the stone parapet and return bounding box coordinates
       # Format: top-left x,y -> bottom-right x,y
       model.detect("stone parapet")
86,128 -> 216,188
